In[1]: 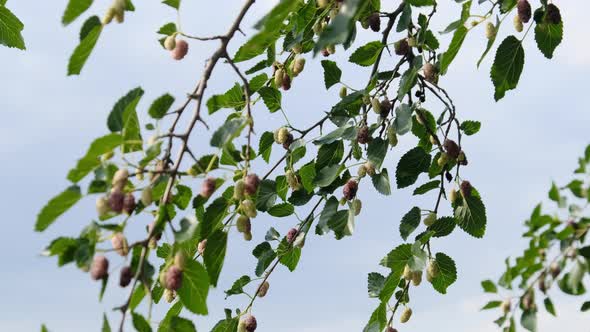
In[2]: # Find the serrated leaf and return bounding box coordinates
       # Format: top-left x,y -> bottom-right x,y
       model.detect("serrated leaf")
67,133 -> 122,182
68,16 -> 102,75
207,83 -> 245,114
0,5 -> 26,50
210,118 -> 246,148
132,312 -> 152,332
413,180 -> 440,195
535,22 -> 562,59
399,207 -> 421,240
430,252 -> 457,294
258,87 -> 281,113
491,35 -> 525,101
454,192 -> 487,238
460,120 -> 481,135
203,229 -> 227,287
349,41 -> 384,66
440,26 -> 468,75
62,0 -> 93,25
371,169 -> 391,195
367,272 -> 386,298
315,164 -> 344,187
427,216 -> 456,237
178,260 -> 209,315
481,279 -> 498,293
481,300 -> 502,310
148,94 -> 175,119
367,138 -> 387,169
321,60 -> 342,89
36,186 -> 82,232
258,131 -> 274,163
107,87 -> 144,132
396,147 -> 431,188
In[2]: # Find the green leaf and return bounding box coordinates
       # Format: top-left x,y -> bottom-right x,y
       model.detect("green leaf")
321,60 -> 342,89
68,16 -> 102,75
460,120 -> 481,135
36,186 -> 83,232
157,22 -> 177,36
258,131 -> 274,163
481,301 -> 502,310
454,192 -> 487,238
107,87 -> 144,132
121,93 -> 143,154
253,242 -> 277,277
481,279 -> 498,293
279,240 -> 301,271
381,243 -> 413,271
397,66 -> 419,100
200,197 -> 229,239
0,5 -> 25,49
162,0 -> 180,9
210,318 -> 239,332
327,210 -> 354,239
148,94 -> 175,119
399,207 -> 421,240
317,141 -> 344,170
210,118 -> 246,148
67,133 -> 122,182
393,104 -> 413,135
440,26 -> 468,75
317,196 -> 338,235
535,21 -> 563,59
256,179 -> 278,212
371,169 -> 391,196
581,301 -> 590,312
131,312 -> 152,332
299,163 -> 317,193
315,164 -> 344,187
314,0 -> 366,52
268,203 -> 295,217
396,147 -> 431,188
406,0 -> 435,6
544,297 -> 556,316
62,0 -> 93,25
430,252 -> 457,294
367,138 -> 388,169
413,180 -> 440,195
427,216 -> 456,237
207,83 -> 245,114
225,275 -> 251,298
548,182 -> 560,202
258,87 -> 281,113
491,36 -> 525,101
163,317 -> 196,332
102,314 -> 111,332
203,229 -> 227,287
178,260 -> 209,315
349,41 -> 384,66
367,272 -> 386,298
521,310 -> 537,332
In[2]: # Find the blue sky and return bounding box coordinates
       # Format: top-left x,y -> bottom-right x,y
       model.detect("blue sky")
1,0 -> 589,331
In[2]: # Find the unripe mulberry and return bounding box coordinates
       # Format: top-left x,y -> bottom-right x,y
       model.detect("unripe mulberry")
234,180 -> 246,201
96,196 -> 110,217
339,86 -> 348,98
292,57 -> 306,76
164,289 -> 176,303
403,265 -> 412,281
244,174 -> 260,196
343,180 -> 358,201
293,232 -> 306,248
422,63 -> 438,83
317,0 -> 329,9
286,228 -> 299,243
550,262 -> 561,278
164,35 -> 176,51
243,231 -> 253,241
364,161 -> 376,176
200,177 -> 217,198
286,170 -> 301,191
357,126 -> 370,144
313,21 -> 324,35
394,39 -> 410,56
274,68 -> 285,88
119,266 -> 133,287
123,193 -> 136,215
371,98 -> 381,114
241,199 -> 257,218
141,187 -> 153,206
412,271 -> 422,286
427,260 -> 439,281
387,126 -> 398,147
460,180 -> 472,197
171,40 -> 189,60
380,99 -> 392,118
485,22 -> 496,39
423,212 -> 436,227
538,274 -> 547,293
437,153 -> 449,167
443,139 -> 460,159
113,168 -> 129,188
114,10 -> 124,23
368,12 -> 381,32
197,239 -> 207,256
501,299 -> 511,314
352,199 -> 362,216
236,215 -> 252,233
239,314 -> 257,332
165,265 -> 183,290
357,164 -> 367,178
258,281 -> 270,297
108,189 -> 124,213
174,251 -> 187,271
281,74 -> 292,90
282,133 -> 294,149
513,15 -> 524,32
276,127 -> 290,144
545,4 -> 561,24
103,7 -> 117,25
111,232 -> 129,256
90,255 -> 109,280
449,187 -> 458,204
292,43 -> 303,54
400,307 -> 412,323
517,0 -> 532,23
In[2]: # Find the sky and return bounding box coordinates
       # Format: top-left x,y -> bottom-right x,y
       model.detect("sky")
1,0 -> 589,331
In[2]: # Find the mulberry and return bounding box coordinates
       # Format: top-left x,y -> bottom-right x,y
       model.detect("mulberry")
171,40 -> 189,60
343,180 -> 358,201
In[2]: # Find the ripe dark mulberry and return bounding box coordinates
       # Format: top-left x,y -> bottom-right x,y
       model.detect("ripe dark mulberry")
123,193 -> 136,215
244,174 -> 260,196
394,39 -> 410,56
443,139 -> 460,159
165,265 -> 183,291
281,74 -> 292,90
517,0 -> 532,23
368,12 -> 381,32
119,266 -> 133,287
545,4 -> 561,24
282,133 -> 294,149
200,177 -> 217,198
241,314 -> 257,332
460,180 -> 472,197
380,99 -> 392,118
286,228 -> 299,243
109,189 -> 125,213
171,40 -> 189,60
90,255 -> 109,280
357,126 -> 370,144
343,180 -> 358,201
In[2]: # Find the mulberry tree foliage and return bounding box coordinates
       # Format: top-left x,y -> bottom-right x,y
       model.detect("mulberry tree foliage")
482,145 -> 590,332
15,0 -> 565,331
